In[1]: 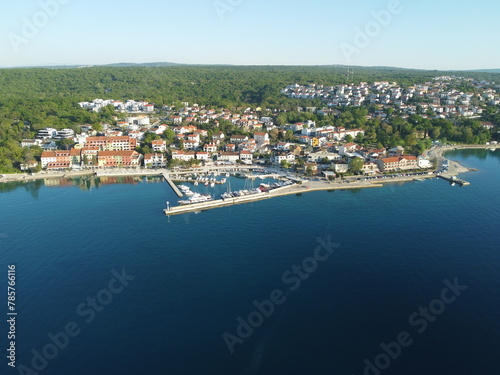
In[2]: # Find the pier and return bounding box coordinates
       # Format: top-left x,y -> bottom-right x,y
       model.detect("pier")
164,181 -> 382,216
162,173 -> 183,197
437,174 -> 470,186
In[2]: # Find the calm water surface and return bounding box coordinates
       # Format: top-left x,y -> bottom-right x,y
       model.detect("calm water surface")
0,149 -> 499,375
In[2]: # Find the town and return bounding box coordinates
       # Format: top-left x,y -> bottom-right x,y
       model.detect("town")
16,76 -> 499,180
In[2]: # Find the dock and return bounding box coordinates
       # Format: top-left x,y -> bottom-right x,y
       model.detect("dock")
162,173 -> 183,197
163,182 -> 382,216
437,174 -> 470,186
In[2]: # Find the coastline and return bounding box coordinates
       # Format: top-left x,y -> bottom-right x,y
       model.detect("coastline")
2,145 -> 498,216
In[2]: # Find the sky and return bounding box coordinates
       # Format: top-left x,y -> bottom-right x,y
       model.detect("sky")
0,0 -> 499,70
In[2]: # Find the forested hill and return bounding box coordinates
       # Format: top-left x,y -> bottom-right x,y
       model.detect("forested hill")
1,65 -> 498,106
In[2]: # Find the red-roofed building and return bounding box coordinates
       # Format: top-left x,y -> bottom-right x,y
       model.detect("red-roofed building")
376,155 -> 418,172
84,136 -> 137,151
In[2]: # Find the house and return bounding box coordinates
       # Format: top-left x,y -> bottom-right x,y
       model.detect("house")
183,140 -> 199,150
298,135 -> 311,144
230,135 -> 249,144
21,139 -> 42,148
307,151 -> 341,163
20,161 -> 39,171
276,142 -> 291,151
212,132 -> 225,143
203,143 -> 218,154
40,151 -> 57,169
362,162 -> 380,174
225,143 -> 236,152
187,133 -> 201,143
272,153 -> 296,164
217,152 -> 240,162
375,155 -> 418,172
239,150 -> 253,164
151,140 -> 167,152
196,152 -> 210,161
171,150 -> 195,161
144,153 -> 166,168
338,143 -> 359,155
388,146 -> 405,156
331,160 -> 349,174
254,132 -> 269,145
69,148 -> 82,167
418,156 -> 433,169
304,162 -> 319,175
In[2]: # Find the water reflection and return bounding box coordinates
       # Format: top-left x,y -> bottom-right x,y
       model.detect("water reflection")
0,175 -> 164,198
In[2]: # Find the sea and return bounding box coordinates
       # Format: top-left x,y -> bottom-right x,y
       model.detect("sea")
0,149 -> 499,375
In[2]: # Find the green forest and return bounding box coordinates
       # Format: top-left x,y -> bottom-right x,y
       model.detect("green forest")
0,65 -> 499,172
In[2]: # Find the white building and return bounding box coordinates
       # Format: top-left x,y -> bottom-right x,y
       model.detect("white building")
144,153 -> 166,168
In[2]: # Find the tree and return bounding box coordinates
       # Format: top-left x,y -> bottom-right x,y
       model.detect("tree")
344,135 -> 353,143
56,138 -> 74,150
349,157 -> 364,174
280,160 -> 289,169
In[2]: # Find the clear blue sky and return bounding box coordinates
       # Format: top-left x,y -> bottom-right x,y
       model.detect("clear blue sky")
1,0 -> 499,70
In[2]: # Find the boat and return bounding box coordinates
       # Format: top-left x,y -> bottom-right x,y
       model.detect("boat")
178,193 -> 213,205
413,178 -> 425,181
210,182 -> 215,187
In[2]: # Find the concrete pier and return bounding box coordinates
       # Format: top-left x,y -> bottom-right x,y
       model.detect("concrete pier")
437,174 -> 470,186
162,173 -> 183,197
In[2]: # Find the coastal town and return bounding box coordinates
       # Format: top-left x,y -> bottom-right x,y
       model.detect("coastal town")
2,75 -> 498,211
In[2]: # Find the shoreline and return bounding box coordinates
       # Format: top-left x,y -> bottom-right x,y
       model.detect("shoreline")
1,145 -> 497,216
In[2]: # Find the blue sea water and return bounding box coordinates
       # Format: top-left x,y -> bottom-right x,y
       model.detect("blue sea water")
0,149 -> 499,375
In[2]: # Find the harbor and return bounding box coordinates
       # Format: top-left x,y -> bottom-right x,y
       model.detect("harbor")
164,178 -> 383,216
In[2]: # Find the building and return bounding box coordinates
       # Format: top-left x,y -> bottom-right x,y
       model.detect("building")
97,150 -> 142,168
217,152 -> 240,162
376,155 -> 418,172
331,160 -> 349,174
307,151 -> 341,163
84,136 -> 137,151
239,150 -> 253,164
171,150 -> 195,161
272,153 -> 296,164
203,143 -> 218,154
144,153 -> 166,168
56,129 -> 75,139
254,132 -> 269,145
196,152 -> 210,161
229,135 -> 249,144
37,128 -> 57,139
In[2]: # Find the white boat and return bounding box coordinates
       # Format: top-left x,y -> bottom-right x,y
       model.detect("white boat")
210,182 -> 215,187
178,193 -> 213,205
194,181 -> 199,186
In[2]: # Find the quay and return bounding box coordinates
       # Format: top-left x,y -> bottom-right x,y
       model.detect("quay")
164,181 -> 382,216
162,172 -> 183,197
